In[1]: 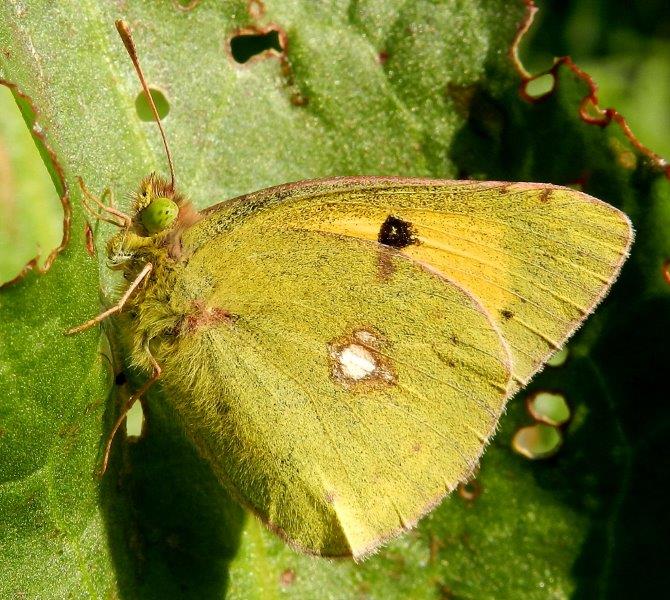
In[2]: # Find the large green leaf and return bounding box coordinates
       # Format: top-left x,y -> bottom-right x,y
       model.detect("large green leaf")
1,1 -> 668,598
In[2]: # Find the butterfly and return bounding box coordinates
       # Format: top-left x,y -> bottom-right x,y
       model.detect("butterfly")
69,20 -> 633,560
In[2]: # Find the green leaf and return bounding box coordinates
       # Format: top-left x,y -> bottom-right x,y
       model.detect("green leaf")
1,1 -> 668,598
0,86 -> 62,283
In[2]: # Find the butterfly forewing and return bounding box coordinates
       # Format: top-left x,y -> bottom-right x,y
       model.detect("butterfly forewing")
213,177 -> 632,387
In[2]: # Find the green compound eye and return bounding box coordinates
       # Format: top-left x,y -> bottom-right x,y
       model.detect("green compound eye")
141,197 -> 178,234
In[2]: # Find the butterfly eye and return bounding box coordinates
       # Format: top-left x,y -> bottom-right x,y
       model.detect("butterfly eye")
141,197 -> 178,234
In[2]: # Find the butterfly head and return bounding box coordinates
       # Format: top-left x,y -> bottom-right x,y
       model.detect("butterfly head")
132,172 -> 185,235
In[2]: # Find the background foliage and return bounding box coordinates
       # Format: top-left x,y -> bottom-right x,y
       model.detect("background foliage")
0,0 -> 668,598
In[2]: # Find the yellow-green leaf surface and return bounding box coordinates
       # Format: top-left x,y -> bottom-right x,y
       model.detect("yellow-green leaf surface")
0,1 -> 668,598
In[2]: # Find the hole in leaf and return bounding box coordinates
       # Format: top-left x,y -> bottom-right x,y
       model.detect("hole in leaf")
546,346 -> 569,367
135,88 -> 170,122
581,98 -> 604,121
527,391 -> 571,426
524,73 -> 555,99
0,85 -> 62,284
512,424 -> 562,460
125,400 -> 144,439
230,29 -> 283,63
457,479 -> 482,502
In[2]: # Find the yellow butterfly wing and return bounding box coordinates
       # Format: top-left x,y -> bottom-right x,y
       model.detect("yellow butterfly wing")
153,202 -> 511,558
208,177 -> 633,387
146,176 -> 631,558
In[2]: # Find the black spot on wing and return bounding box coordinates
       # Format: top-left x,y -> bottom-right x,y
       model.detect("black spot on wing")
378,215 -> 419,249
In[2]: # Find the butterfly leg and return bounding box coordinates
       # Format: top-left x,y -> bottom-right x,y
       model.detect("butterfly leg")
66,262 -> 153,335
99,342 -> 162,475
77,176 -> 132,229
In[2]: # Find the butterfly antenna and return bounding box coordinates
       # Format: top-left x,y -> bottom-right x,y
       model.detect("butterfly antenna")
115,20 -> 176,190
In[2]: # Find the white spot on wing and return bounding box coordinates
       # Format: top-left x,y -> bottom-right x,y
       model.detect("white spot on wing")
338,345 -> 377,380
328,327 -> 397,390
